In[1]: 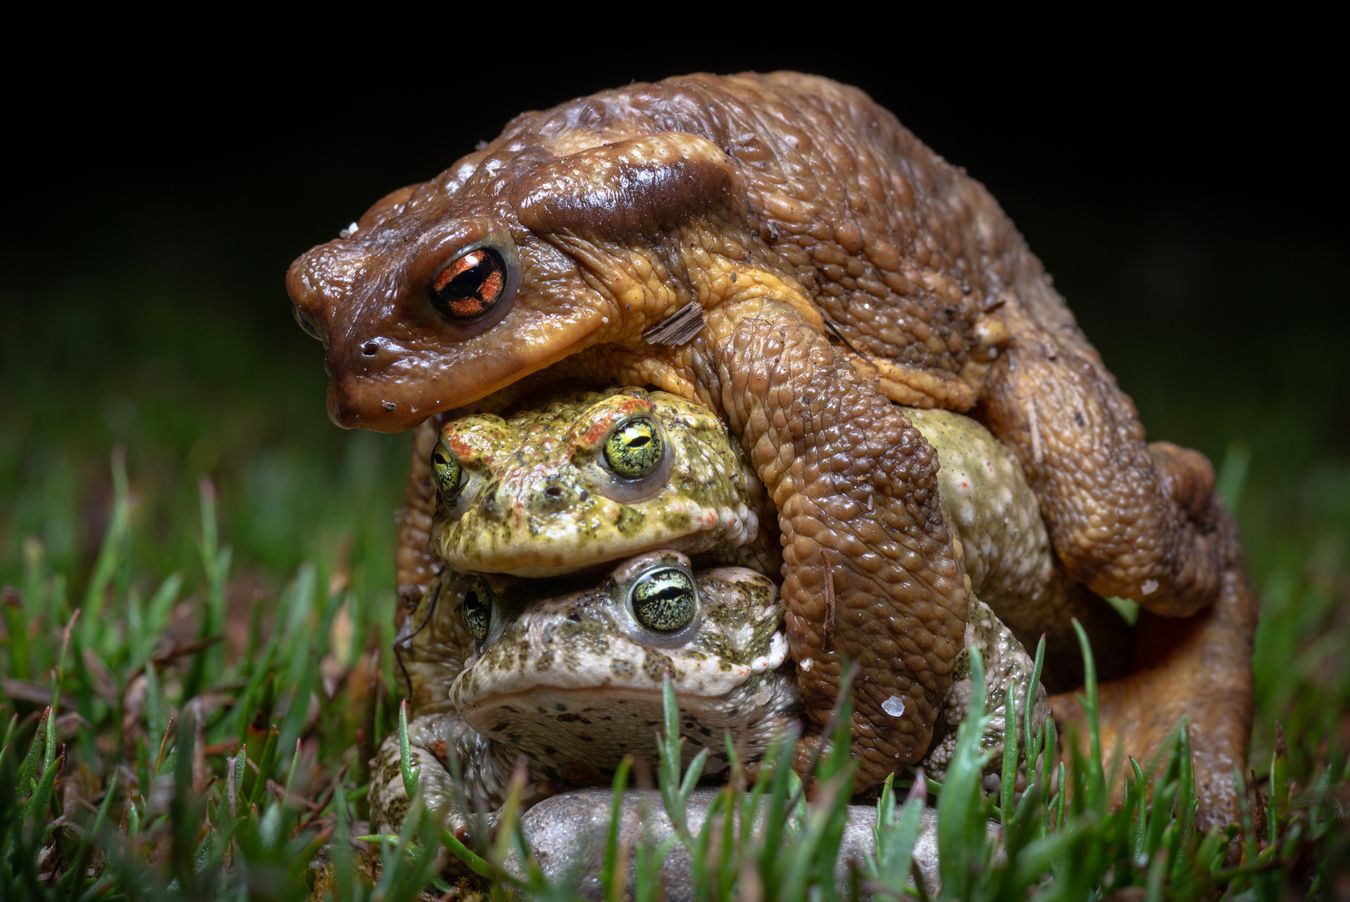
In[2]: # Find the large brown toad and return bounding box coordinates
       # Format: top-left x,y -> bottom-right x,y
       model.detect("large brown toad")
287,72 -> 1246,790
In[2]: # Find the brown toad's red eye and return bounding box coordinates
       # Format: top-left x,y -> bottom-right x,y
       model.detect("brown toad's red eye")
430,248 -> 508,321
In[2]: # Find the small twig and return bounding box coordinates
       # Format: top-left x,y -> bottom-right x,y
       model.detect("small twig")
642,303 -> 706,346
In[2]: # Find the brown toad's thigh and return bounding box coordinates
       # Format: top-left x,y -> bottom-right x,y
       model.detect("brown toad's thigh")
696,312 -> 969,786
396,418 -> 444,624
982,299 -> 1239,618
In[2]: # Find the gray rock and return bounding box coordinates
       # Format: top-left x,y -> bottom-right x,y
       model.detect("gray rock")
510,788 -> 999,898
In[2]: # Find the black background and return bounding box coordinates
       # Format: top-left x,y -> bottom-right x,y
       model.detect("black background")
4,40 -> 1344,419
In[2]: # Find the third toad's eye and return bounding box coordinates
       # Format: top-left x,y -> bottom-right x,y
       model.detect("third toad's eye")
603,417 -> 663,479
429,247 -> 510,321
462,578 -> 494,642
629,566 -> 697,632
432,439 -> 464,503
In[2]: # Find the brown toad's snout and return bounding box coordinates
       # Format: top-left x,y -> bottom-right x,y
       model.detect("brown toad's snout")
286,241 -> 352,348
286,239 -> 426,431
286,237 -> 394,347
287,266 -> 325,349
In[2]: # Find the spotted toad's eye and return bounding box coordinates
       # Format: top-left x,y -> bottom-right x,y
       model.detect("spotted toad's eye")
431,439 -> 464,503
629,566 -> 697,632
429,247 -> 510,321
462,578 -> 494,642
604,417 -> 663,479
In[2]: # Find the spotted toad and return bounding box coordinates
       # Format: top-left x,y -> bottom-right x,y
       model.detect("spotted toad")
371,551 -> 1046,835
429,387 -> 775,578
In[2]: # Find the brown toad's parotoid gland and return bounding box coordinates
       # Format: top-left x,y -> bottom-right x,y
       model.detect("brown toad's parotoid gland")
287,72 -> 1255,823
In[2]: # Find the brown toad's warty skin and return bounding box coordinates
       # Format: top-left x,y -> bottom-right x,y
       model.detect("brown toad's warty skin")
288,72 -> 1249,794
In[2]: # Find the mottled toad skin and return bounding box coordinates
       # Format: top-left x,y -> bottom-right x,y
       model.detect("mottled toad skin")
289,72 -> 1245,788
374,552 -> 796,835
372,551 -> 1046,836
431,387 -> 776,578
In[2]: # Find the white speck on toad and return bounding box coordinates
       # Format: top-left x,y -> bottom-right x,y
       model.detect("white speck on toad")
800,657 -> 814,672
750,633 -> 789,673
882,695 -> 906,717
1141,579 -> 1159,596
340,222 -> 360,239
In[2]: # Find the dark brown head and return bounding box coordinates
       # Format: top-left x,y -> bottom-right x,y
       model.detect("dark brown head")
285,144 -> 619,432
286,93 -> 746,433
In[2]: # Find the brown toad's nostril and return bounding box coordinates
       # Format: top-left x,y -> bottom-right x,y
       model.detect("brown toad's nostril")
361,340 -> 379,357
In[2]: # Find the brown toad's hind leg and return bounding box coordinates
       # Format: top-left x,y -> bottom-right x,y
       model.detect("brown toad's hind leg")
1049,542 -> 1257,833
694,308 -> 970,787
396,418 -> 445,625
981,298 -> 1238,617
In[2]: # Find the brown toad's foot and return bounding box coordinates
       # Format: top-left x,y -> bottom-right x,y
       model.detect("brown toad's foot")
982,299 -> 1239,619
693,307 -> 970,789
1035,581 -> 1134,693
1049,551 -> 1257,833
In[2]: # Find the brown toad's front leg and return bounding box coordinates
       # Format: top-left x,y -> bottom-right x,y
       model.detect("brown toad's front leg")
693,306 -> 970,785
982,296 -> 1239,617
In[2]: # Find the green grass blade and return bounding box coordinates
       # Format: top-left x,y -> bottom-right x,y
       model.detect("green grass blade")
870,774 -> 926,894
1000,681 -> 1019,824
14,709 -> 48,793
1072,619 -> 1105,813
81,451 -> 130,622
937,646 -> 988,899
602,756 -> 634,902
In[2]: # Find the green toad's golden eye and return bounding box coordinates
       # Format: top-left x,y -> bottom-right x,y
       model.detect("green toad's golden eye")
462,578 -> 493,642
629,566 -> 697,632
432,439 -> 463,502
604,417 -> 663,479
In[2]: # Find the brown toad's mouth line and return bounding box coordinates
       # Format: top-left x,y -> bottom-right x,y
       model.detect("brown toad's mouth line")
331,324 -> 608,432
445,331 -> 601,414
